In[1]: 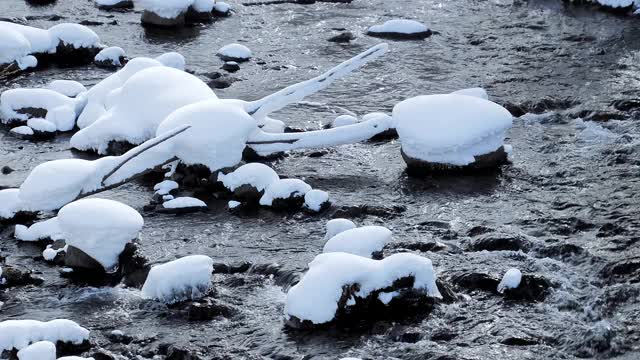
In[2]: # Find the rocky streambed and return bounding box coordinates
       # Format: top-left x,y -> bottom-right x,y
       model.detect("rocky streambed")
1,0 -> 640,359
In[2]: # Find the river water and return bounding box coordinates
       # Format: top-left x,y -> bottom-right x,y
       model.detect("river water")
1,0 -> 640,359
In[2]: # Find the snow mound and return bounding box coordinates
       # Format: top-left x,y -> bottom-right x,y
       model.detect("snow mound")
325,218 -> 357,240
27,118 -> 57,133
284,252 -> 441,324
154,180 -> 179,195
0,319 -> 90,352
451,87 -> 489,100
218,163 -> 279,192
0,88 -> 83,131
368,19 -> 430,36
47,80 -> 87,98
213,1 -> 231,14
332,114 -> 359,128
155,52 -> 185,70
259,179 -> 312,206
0,189 -> 24,219
17,341 -> 56,360
10,126 -> 34,136
138,0 -> 194,19
95,46 -> 125,67
0,22 -> 54,57
192,0 -> 214,12
498,268 -> 522,293
393,94 -> 513,166
72,66 -> 215,153
162,197 -> 207,209
304,189 -> 329,212
141,255 -> 214,303
57,198 -> 144,271
15,217 -> 62,242
48,23 -> 99,48
323,226 -> 392,258
217,43 -> 252,61
0,26 -> 32,65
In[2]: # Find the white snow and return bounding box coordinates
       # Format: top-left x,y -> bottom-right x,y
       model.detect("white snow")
217,43 -> 252,61
71,66 -> 215,153
47,80 -> 87,98
0,189 -> 24,219
153,180 -> 179,195
138,0 -> 194,19
57,198 -> 144,271
323,226 -> 392,258
368,19 -> 429,35
451,87 -> 489,100
596,0 -> 635,8
95,47 -> 125,67
213,1 -> 231,13
228,200 -> 241,209
14,217 -> 63,242
0,26 -> 31,64
17,55 -> 37,70
154,52 -> 186,71
497,268 -> 522,293
259,179 -> 312,206
96,0 -> 129,5
393,94 -> 513,166
332,114 -> 358,128
162,197 -> 207,209
192,0 -> 214,12
304,189 -> 329,211
10,126 -> 34,136
325,218 -> 357,240
1,88 -> 83,131
27,118 -> 57,133
261,117 -> 285,133
378,291 -> 399,304
48,24 -> 99,48
284,252 -> 441,324
43,245 -> 65,261
141,255 -> 214,303
0,22 -> 55,56
16,341 -> 56,360
218,163 -> 279,192
0,319 -> 90,352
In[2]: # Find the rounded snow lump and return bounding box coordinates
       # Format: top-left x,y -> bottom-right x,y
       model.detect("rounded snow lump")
323,225 -> 392,258
367,19 -> 431,40
325,218 -> 357,240
141,255 -> 214,304
216,43 -> 252,62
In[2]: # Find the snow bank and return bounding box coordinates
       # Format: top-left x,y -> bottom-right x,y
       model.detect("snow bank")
304,189 -> 329,211
323,226 -> 392,258
259,179 -> 312,206
138,0 -> 194,19
141,255 -> 214,303
47,80 -> 87,98
497,268 -> 522,293
216,43 -> 252,61
14,217 -> 62,242
162,197 -> 207,209
393,94 -> 512,166
154,179 -> 179,195
367,19 -> 430,38
57,198 -> 144,271
17,341 -> 56,360
218,163 -> 279,192
0,189 -> 24,219
325,218 -> 356,240
284,252 -> 441,324
72,66 -> 215,153
95,46 -> 126,67
0,319 -> 89,352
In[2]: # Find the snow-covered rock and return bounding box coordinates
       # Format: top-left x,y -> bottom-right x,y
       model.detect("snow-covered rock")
212,1 -> 231,16
304,189 -> 330,212
154,180 -> 179,195
331,114 -> 358,128
27,118 -> 57,133
162,197 -> 207,209
218,163 -> 279,201
10,125 -> 34,137
393,94 -> 512,171
325,218 -> 357,240
284,252 -> 441,326
216,43 -> 252,62
0,26 -> 38,69
141,255 -> 214,303
17,341 -> 56,360
57,198 -> 144,271
497,268 -> 522,293
451,87 -> 489,100
14,217 -> 62,242
323,226 -> 392,258
259,178 -> 312,208
94,47 -> 126,68
96,0 -> 134,10
154,52 -> 186,70
71,66 -> 215,153
0,319 -> 90,352
47,80 -> 87,98
367,19 -> 432,40
48,23 -> 100,49
0,188 -> 24,220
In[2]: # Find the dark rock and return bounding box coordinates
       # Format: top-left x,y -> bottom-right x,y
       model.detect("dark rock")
503,274 -> 552,302
16,107 -> 47,119
328,31 -> 355,43
157,203 -> 208,214
331,204 -> 406,219
0,265 -> 44,287
26,0 -> 57,5
165,345 -> 202,360
120,242 -> 150,288
307,150 -> 328,158
448,272 -> 500,293
502,96 -> 577,117
188,298 -> 235,321
54,42 -> 101,66
105,140 -> 136,155
611,99 -> 640,112
270,194 -> 306,211
596,223 -> 627,237
79,20 -> 105,26
97,0 -> 133,10
367,29 -> 432,40
95,56 -> 126,70
467,225 -> 493,237
208,74 -> 239,89
212,4 -> 232,17
92,348 -> 120,360
107,330 -> 133,344
431,329 -> 458,342
389,327 -> 423,343
388,240 -> 447,253
185,6 -> 213,23
1,166 -> 14,175
141,10 -> 186,28
55,339 -> 92,356
467,232 -> 531,252
221,61 -> 240,72
601,257 -> 640,284
64,245 -> 105,271
435,279 -> 458,303
402,146 -> 508,176
534,242 -> 586,260
501,336 -> 539,346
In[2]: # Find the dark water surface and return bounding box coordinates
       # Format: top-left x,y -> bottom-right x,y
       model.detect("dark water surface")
1,0 -> 640,359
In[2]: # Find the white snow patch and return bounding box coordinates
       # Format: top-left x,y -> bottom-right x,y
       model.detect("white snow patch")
192,0 -> 214,12
368,19 -> 429,35
17,55 -> 38,70
10,126 -> 34,136
451,87 -> 489,100
48,23 -> 99,48
378,291 -> 399,304
141,255 -> 214,303
218,163 -> 279,192
332,114 -> 358,128
217,43 -> 252,61
323,226 -> 392,258
284,252 -> 441,324
95,47 -> 125,67
1,88 -> 83,130
497,268 -> 522,293
17,341 -> 56,360
304,189 -> 329,212
14,217 -> 63,242
0,26 -> 31,64
57,198 -> 144,271
27,118 -> 57,133
228,200 -> 241,209
325,218 -> 357,240
153,180 -> 179,195
162,197 -> 207,209
259,179 -> 312,206
47,80 -> 87,98
138,0 -> 193,19
213,1 -> 231,13
154,52 -> 185,71
0,319 -> 90,352
0,189 -> 25,219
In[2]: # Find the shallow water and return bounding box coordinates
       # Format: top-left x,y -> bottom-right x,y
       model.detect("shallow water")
1,0 -> 640,359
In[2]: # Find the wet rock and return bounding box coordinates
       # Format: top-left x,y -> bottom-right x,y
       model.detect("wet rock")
611,99 -> 640,112
79,20 -> 105,26
141,10 -> 186,28
501,336 -> 539,346
25,0 -> 57,5
64,245 -> 104,271
331,204 -> 406,219
430,328 -> 458,342
367,28 -> 432,40
0,265 -> 44,287
55,339 -> 92,356
54,42 -> 101,66
388,240 -> 448,253
467,232 -> 531,252
601,257 -> 640,284
222,61 -> 240,72
107,330 -> 133,344
596,223 -> 627,237
402,146 -> 508,176
119,242 -> 150,288
435,279 -> 458,303
328,31 -> 355,42
97,0 -> 133,10
212,262 -> 252,274
188,298 -> 235,321
581,110 -> 626,122
502,96 -> 577,117
574,321 -> 614,358
389,326 -> 423,343
503,274 -> 552,302
161,345 -> 202,360
467,225 -> 494,237
448,272 -> 500,293
1,166 -> 14,175
185,6 -> 213,23
92,348 -> 123,360
206,72 -> 239,89
534,242 -> 586,261
270,194 -> 306,211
